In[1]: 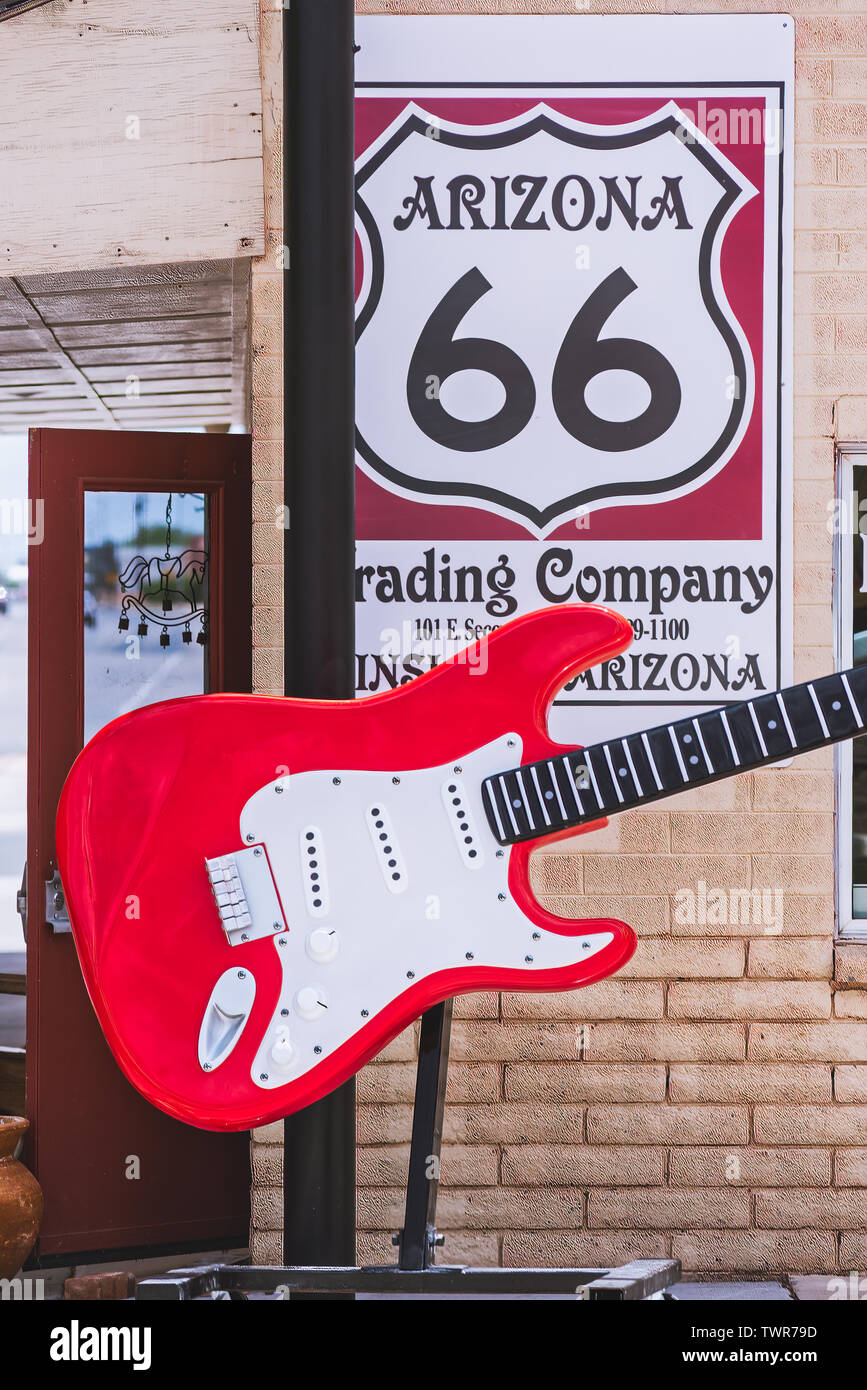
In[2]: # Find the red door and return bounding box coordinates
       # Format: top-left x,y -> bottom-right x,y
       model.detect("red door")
27,428 -> 251,1259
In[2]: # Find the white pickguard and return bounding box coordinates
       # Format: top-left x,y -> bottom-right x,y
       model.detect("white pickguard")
210,735 -> 612,1090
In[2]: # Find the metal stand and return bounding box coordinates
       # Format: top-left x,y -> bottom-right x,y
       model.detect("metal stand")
137,1003 -> 680,1300
395,1002 -> 452,1271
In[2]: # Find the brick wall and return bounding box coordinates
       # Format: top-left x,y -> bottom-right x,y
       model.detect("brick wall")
249,0 -> 867,1277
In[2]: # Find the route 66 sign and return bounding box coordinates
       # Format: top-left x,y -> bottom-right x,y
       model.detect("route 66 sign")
356,101 -> 754,536
354,15 -> 792,745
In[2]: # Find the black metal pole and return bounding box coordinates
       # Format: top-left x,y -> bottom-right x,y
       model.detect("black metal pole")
282,0 -> 356,1272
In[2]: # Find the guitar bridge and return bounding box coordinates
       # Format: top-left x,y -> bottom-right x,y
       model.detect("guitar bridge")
205,846 -> 285,946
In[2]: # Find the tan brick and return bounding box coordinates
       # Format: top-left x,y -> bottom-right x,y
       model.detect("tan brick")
756,1105 -> 867,1146
833,58 -> 867,98
252,564 -> 282,608
434,1186 -> 583,1231
670,812 -> 831,855
252,1121 -> 283,1145
834,1066 -> 867,1102
840,1234 -> 867,1269
548,810 -> 668,855
251,1145 -> 283,1186
751,770 -> 832,811
794,563 -> 831,605
587,1021 -> 744,1062
358,1104 -> 413,1146
529,853 -> 581,894
451,1021 -> 582,1062
752,854 -> 834,895
443,1104 -> 584,1146
795,604 -> 832,647
839,148 -> 867,186
669,980 -> 830,1021
588,1105 -> 748,1147
669,1064 -> 831,1104
619,938 -> 745,979
358,1143 -> 497,1188
452,991 -> 499,1019
674,1231 -> 837,1275
835,990 -> 867,1020
502,980 -> 663,1020
501,1144 -> 664,1188
796,57 -> 833,98
589,1188 -> 749,1231
655,776 -> 751,812
750,1022 -> 867,1062
357,1145 -> 409,1189
748,938 -> 833,980
251,1184 -> 281,1232
584,854 -> 750,895
378,1026 -> 417,1063
670,1148 -> 831,1189
836,394 -> 867,438
798,15 -> 867,58
503,1230 -> 668,1269
835,1150 -> 867,1186
504,1062 -> 666,1104
444,1063 -> 501,1104
757,1189 -> 867,1230
358,1188 -> 408,1230
836,944 -> 867,987
359,1061 -> 499,1105
250,1230 -> 282,1264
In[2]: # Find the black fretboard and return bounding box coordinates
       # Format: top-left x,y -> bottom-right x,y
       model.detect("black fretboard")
481,666 -> 867,847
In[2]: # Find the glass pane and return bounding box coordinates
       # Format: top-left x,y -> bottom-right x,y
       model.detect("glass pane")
84,491 -> 209,745
852,463 -> 867,916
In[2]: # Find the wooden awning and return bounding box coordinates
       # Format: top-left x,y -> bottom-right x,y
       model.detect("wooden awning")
0,259 -> 250,433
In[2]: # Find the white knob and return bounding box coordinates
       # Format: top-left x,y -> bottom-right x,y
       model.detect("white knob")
294,986 -> 327,1021
306,928 -> 339,964
269,1028 -> 295,1070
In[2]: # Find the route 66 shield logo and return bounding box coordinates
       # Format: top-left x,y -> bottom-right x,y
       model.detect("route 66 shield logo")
355,101 -> 756,538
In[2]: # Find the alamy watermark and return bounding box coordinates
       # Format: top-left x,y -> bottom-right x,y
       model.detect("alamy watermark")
673,879 -> 783,934
0,497 -> 43,546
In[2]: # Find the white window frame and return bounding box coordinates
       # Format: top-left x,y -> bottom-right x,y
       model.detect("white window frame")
835,445 -> 867,938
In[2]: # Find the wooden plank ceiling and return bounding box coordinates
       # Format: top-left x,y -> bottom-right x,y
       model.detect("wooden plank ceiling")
0,259 -> 249,433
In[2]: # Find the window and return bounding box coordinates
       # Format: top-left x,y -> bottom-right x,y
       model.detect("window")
836,447 -> 867,935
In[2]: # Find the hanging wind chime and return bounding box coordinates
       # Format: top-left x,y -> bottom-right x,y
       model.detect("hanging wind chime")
117,494 -> 208,648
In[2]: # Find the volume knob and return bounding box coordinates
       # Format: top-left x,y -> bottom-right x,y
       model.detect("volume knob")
306,928 -> 339,964
294,986 -> 327,1021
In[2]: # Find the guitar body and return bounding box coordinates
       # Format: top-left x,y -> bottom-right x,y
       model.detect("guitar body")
57,604 -> 636,1131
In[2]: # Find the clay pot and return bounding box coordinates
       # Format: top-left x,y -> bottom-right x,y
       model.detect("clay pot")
0,1116 -> 43,1279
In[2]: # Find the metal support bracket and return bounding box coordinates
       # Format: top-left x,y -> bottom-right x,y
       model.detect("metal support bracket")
45,867 -> 70,934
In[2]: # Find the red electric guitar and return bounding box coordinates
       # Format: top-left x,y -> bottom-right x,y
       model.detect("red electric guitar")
57,605 -> 866,1131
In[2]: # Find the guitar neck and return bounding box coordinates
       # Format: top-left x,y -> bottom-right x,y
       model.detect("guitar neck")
482,666 -> 867,847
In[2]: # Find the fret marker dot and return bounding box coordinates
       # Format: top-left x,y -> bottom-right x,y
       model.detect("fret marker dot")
689,755 -> 699,765
683,734 -> 692,744
768,720 -> 777,729
512,799 -> 522,809
545,790 -> 554,799
833,700 -> 841,711
619,768 -> 627,777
